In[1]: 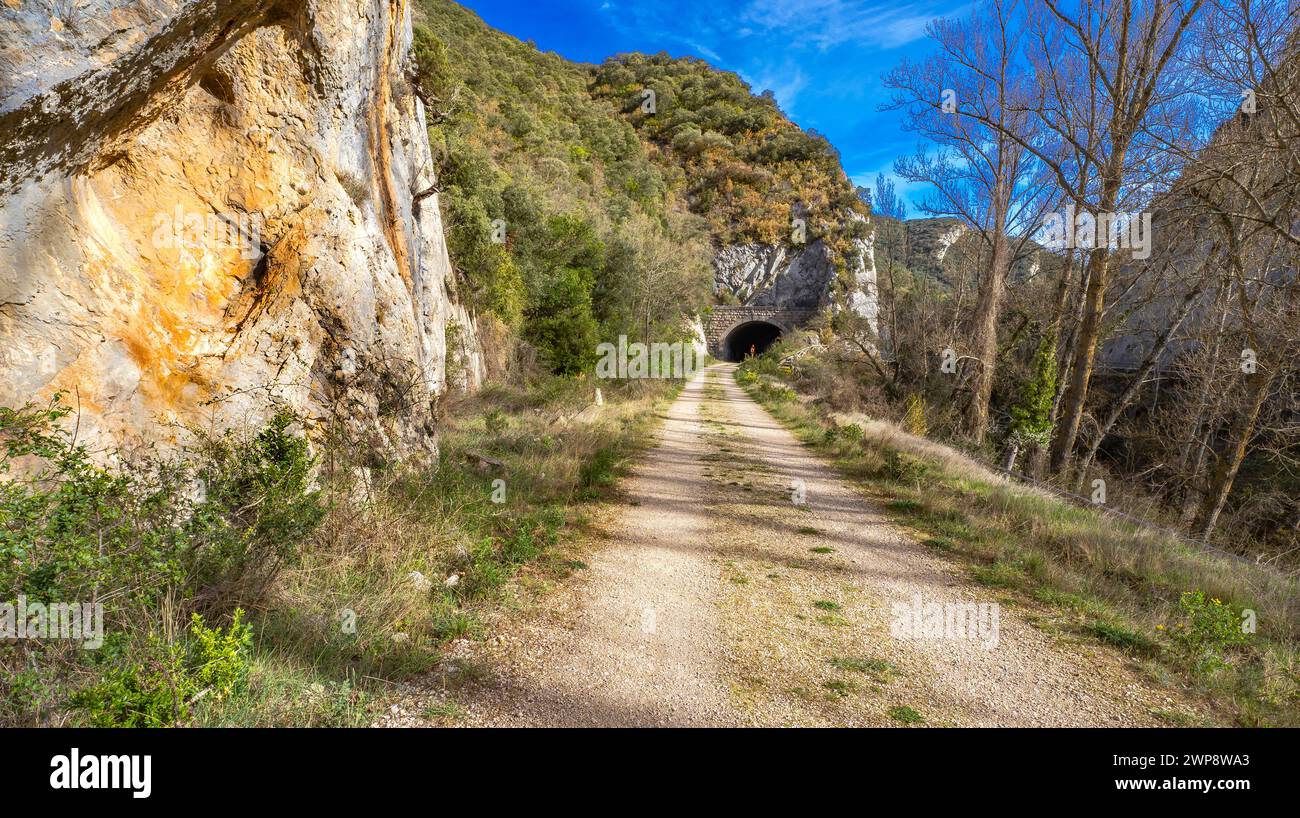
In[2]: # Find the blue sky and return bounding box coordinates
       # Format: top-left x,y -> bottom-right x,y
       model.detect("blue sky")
458,0 -> 973,216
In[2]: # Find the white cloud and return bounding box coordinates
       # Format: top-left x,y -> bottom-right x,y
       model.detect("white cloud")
740,0 -> 965,51
740,64 -> 809,113
589,0 -> 964,57
596,1 -> 725,61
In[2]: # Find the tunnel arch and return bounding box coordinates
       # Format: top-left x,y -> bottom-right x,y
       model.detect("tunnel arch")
722,320 -> 783,362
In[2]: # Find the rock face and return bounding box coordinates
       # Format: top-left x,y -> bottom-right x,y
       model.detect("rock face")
711,213 -> 878,334
0,0 -> 480,458
843,211 -> 879,332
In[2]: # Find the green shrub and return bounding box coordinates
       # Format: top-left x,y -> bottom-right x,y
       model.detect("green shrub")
578,446 -> 620,492
0,397 -> 189,606
188,608 -> 253,701
185,410 -> 325,606
484,409 -> 507,435
525,265 -> 601,376
1173,591 -> 1249,674
1,397 -> 324,726
755,381 -> 796,403
73,638 -> 189,727
738,352 -> 782,379
72,609 -> 251,727
883,451 -> 931,484
0,399 -> 322,612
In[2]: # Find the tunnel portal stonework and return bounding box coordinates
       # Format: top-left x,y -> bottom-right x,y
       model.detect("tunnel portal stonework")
704,307 -> 817,359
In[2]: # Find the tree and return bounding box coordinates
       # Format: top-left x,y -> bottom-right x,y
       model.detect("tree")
884,0 -> 1052,444
1025,0 -> 1207,474
525,266 -> 600,376
1071,248 -> 1214,491
591,209 -> 712,345
409,25 -> 460,123
870,173 -> 909,222
1175,0 -> 1300,539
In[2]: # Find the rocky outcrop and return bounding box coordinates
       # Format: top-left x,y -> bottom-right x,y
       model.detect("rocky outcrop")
713,242 -> 824,308
843,211 -> 879,331
0,0 -> 480,458
712,212 -> 878,334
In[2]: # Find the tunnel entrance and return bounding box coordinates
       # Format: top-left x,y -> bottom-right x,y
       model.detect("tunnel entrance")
723,321 -> 783,362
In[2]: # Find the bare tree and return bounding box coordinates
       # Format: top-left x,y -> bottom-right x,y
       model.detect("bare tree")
884,0 -> 1054,444
1176,0 -> 1300,539
945,0 -> 1206,471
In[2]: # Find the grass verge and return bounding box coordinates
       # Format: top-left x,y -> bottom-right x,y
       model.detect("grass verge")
737,357 -> 1300,727
2,376 -> 677,726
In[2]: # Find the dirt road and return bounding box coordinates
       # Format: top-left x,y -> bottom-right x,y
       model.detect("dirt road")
393,363 -> 1208,727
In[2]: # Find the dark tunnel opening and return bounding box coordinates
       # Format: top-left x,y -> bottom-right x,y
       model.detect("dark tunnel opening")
722,321 -> 783,362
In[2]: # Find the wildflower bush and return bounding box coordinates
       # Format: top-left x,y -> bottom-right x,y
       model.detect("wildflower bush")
1173,591 -> 1250,675
72,610 -> 253,727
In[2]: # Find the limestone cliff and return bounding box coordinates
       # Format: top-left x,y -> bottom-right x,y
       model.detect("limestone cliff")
712,211 -> 878,334
0,0 -> 480,458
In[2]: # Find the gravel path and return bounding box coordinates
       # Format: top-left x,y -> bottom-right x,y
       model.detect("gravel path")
387,363 -> 1211,727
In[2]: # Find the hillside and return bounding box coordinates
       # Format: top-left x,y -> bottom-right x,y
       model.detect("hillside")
588,54 -> 864,247
412,0 -> 713,373
414,0 -> 874,329
872,215 -> 1054,290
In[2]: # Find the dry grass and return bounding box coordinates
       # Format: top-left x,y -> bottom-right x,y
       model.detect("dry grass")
236,376 -> 677,724
741,364 -> 1300,726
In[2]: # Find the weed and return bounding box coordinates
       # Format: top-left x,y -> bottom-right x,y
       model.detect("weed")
828,656 -> 893,680
1172,591 -> 1249,675
1088,620 -> 1158,656
424,700 -> 466,721
888,705 -> 925,724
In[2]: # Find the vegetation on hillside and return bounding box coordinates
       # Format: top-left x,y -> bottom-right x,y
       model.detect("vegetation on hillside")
411,0 -> 712,373
588,53 -> 864,249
